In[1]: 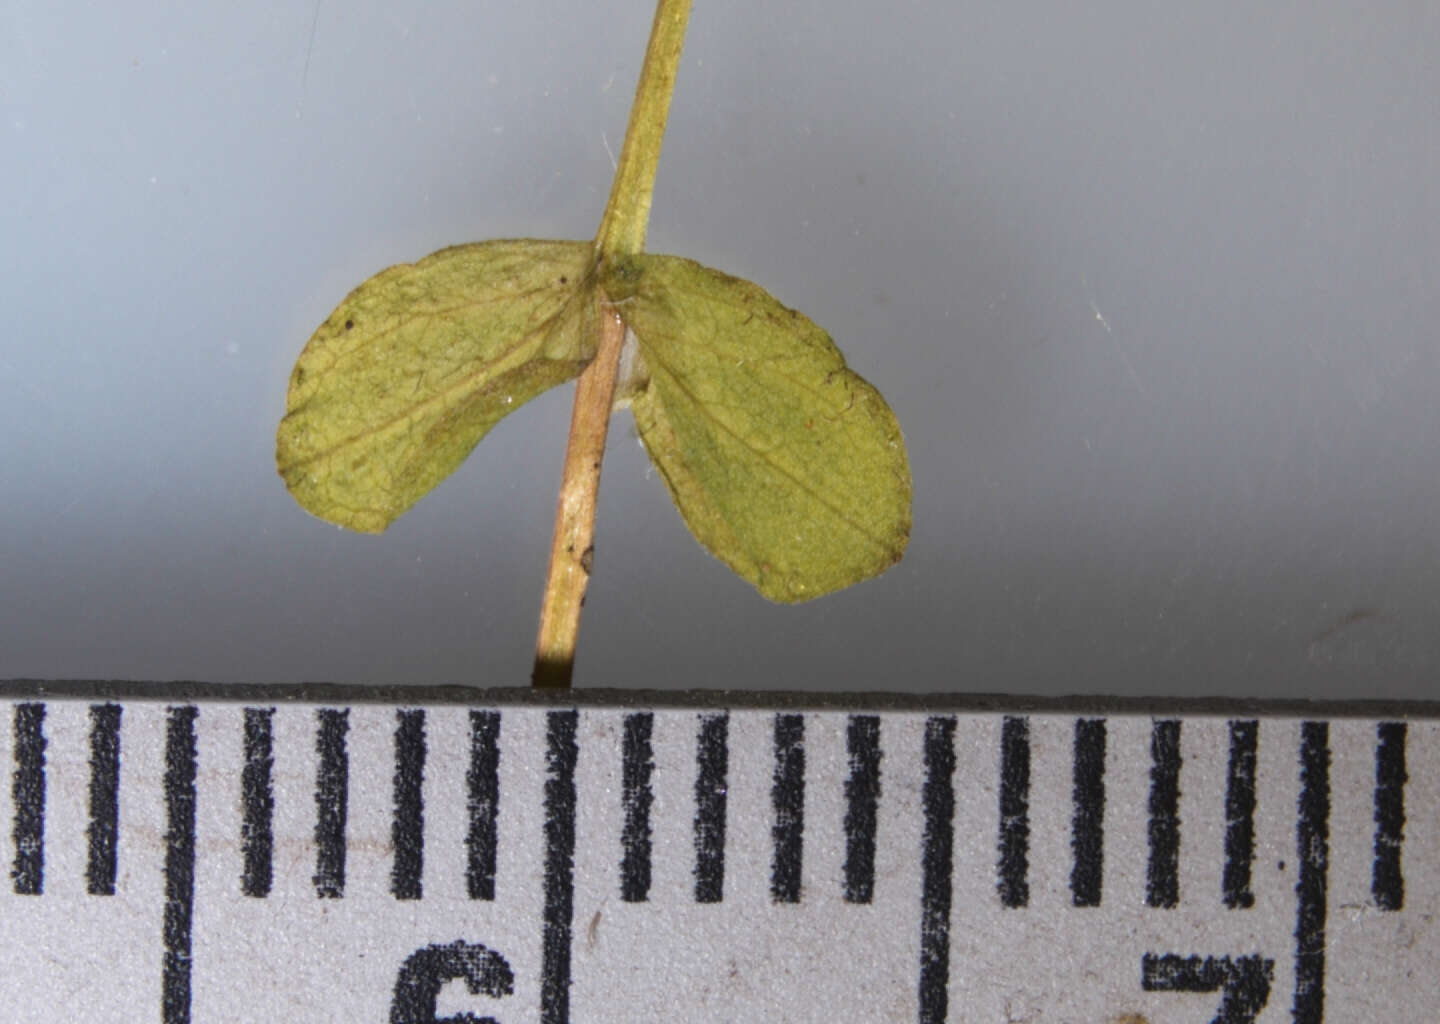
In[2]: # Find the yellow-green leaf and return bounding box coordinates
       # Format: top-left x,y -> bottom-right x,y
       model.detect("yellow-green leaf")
600,253 -> 912,602
277,239 -> 595,532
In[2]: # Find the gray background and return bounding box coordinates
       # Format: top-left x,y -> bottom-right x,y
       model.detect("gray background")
3,1 -> 1436,697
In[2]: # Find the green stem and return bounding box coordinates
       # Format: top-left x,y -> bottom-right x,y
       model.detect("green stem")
532,0 -> 692,688
593,0 -> 693,258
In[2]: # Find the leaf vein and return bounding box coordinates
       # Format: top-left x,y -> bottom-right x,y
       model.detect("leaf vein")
642,346 -> 899,559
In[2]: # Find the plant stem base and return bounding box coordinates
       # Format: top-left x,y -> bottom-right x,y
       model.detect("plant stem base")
532,298 -> 628,688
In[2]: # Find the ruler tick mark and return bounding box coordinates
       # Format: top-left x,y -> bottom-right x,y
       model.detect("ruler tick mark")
10,702 -> 45,896
541,709 -> 578,1024
770,713 -> 805,904
997,715 -> 1030,908
240,707 -> 274,899
1070,718 -> 1106,907
919,716 -> 957,1024
86,703 -> 122,897
1293,721 -> 1330,1024
1147,720 -> 1182,909
843,714 -> 881,904
620,712 -> 654,903
162,705 -> 198,1024
1371,721 -> 1406,911
693,712 -> 729,904
1223,720 -> 1258,910
466,710 -> 501,901
391,709 -> 426,901
312,708 -> 349,899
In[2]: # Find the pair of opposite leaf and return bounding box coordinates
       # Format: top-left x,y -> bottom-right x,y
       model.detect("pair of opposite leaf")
276,240 -> 911,602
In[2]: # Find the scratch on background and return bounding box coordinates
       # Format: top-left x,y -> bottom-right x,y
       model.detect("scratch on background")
1083,275 -> 1148,399
298,0 -> 323,119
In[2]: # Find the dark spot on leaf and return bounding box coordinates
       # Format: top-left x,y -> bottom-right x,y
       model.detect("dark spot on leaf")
559,275 -> 568,284
294,367 -> 306,386
344,319 -> 355,331
580,545 -> 594,575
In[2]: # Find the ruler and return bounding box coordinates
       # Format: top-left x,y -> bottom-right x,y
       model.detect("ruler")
0,682 -> 1434,1023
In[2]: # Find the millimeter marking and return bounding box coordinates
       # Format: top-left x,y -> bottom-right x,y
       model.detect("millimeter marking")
162,706 -> 197,1024
1294,721 -> 1330,1024
918,716 -> 956,1024
10,702 -> 45,896
1070,716 -> 1106,907
312,707 -> 348,899
86,702 -> 122,896
239,707 -> 273,899
1223,719 -> 1260,909
541,710 -> 578,1024
1372,721 -> 1406,910
0,685 -> 1435,1023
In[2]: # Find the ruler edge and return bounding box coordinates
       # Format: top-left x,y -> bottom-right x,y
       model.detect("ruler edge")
2,679 -> 1436,717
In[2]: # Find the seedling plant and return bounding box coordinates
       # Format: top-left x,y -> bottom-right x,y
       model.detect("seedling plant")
276,0 -> 912,686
